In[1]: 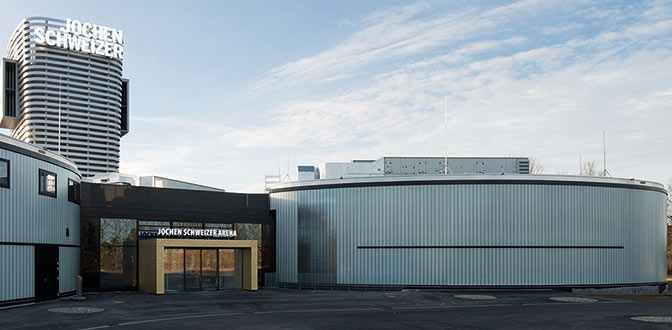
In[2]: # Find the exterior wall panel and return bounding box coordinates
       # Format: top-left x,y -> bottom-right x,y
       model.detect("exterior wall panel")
0,245 -> 34,302
59,246 -> 80,293
0,146 -> 80,245
271,176 -> 667,287
271,191 -> 297,283
1,136 -> 80,304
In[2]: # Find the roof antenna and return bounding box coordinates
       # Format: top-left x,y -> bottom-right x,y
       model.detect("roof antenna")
602,130 -> 611,177
444,96 -> 452,174
282,115 -> 291,182
579,143 -> 582,176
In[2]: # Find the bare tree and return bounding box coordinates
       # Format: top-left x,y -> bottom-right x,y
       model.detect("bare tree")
582,160 -> 599,176
528,157 -> 544,174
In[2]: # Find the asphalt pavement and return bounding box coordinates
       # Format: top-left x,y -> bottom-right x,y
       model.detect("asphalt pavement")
1,288 -> 672,329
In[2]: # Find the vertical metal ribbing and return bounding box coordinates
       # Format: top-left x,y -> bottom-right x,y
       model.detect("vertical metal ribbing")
271,180 -> 666,287
0,148 -> 80,246
59,246 -> 80,293
0,245 -> 34,301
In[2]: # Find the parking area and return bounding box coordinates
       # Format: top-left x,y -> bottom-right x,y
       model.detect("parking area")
2,288 -> 672,329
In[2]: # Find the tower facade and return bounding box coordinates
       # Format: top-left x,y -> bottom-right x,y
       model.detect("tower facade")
1,17 -> 129,177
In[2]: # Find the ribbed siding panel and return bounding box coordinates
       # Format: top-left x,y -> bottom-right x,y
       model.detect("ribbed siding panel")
59,246 -> 80,293
271,182 -> 667,287
0,148 -> 80,245
271,191 -> 297,283
0,245 -> 34,301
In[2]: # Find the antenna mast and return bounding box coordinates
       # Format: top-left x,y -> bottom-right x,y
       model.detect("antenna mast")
283,115 -> 291,182
444,96 -> 452,174
602,131 -> 611,177
579,144 -> 582,176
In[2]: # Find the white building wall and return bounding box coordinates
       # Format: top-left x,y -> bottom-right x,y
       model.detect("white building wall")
0,136 -> 81,303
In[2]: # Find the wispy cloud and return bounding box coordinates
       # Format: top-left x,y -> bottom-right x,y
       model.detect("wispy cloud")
120,0 -> 672,191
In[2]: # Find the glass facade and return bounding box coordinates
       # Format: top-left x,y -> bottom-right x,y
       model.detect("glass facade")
164,248 -> 185,292
164,248 -> 239,292
82,217 -> 273,291
100,218 -> 137,288
235,223 -> 262,269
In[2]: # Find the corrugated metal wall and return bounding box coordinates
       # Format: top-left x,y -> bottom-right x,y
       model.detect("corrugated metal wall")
271,182 -> 667,286
59,247 -> 80,293
0,245 -> 34,301
0,149 -> 80,245
270,191 -> 297,283
0,147 -> 81,302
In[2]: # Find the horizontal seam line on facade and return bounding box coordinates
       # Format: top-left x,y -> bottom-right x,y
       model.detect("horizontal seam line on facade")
270,179 -> 668,194
0,242 -> 80,248
357,246 -> 625,249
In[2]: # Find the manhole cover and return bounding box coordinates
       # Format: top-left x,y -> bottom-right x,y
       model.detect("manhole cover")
631,316 -> 672,324
549,297 -> 597,303
48,307 -> 104,314
454,294 -> 496,300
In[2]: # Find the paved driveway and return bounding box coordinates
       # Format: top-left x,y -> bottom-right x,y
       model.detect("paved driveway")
1,288 -> 672,329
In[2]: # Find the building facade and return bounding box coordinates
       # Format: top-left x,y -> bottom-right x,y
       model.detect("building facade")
1,17 -> 129,178
304,157 -> 529,181
79,182 -> 275,292
0,134 -> 81,306
270,175 -> 668,288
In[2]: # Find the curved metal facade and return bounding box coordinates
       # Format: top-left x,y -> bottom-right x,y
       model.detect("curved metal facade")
270,175 -> 667,287
0,135 -> 81,303
5,17 -> 124,177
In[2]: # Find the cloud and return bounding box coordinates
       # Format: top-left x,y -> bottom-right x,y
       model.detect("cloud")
118,0 -> 672,191
222,0 -> 672,186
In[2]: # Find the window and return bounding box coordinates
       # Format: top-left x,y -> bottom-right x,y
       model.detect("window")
38,169 -> 57,197
0,159 -> 8,188
68,179 -> 80,204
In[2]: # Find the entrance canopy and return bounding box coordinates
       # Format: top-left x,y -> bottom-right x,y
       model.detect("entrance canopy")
139,239 -> 258,294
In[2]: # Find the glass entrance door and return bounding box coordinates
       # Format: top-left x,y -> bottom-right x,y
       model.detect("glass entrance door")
201,249 -> 218,291
164,248 -> 185,292
163,248 -> 240,291
218,249 -> 236,289
184,249 -> 201,291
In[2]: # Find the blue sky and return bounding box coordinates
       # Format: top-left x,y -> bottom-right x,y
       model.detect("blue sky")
1,0 -> 671,191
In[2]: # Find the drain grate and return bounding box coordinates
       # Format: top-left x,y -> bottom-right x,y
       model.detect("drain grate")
48,307 -> 104,314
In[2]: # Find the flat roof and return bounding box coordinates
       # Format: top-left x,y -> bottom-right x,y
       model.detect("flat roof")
269,174 -> 666,194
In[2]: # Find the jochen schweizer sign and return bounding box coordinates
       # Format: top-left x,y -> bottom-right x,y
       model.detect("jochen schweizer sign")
33,18 -> 124,60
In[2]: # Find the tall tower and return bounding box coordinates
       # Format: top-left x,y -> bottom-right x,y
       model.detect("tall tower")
1,17 -> 129,177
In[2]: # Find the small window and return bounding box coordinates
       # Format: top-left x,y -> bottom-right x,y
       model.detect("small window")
68,179 -> 80,204
0,159 -> 8,188
39,169 -> 57,198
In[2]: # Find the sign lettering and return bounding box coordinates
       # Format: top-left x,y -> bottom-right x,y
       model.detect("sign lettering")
33,18 -> 123,60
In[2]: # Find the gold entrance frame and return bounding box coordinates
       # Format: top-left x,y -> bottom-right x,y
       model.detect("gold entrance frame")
138,239 -> 258,294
